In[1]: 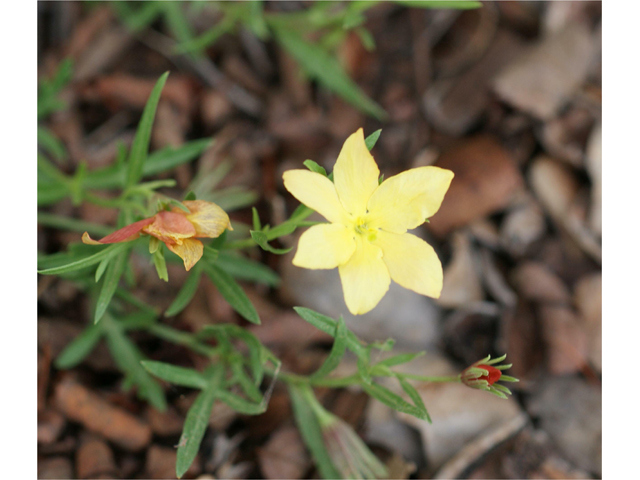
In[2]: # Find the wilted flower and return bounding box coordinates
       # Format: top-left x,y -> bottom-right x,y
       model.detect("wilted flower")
460,354 -> 519,399
283,128 -> 453,315
320,413 -> 387,479
82,200 -> 232,271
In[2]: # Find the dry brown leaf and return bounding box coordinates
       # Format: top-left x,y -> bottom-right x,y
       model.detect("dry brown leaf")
493,23 -> 596,120
258,426 -> 310,479
429,135 -> 523,237
437,231 -> 484,308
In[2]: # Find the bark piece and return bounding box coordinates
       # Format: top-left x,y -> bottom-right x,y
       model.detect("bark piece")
493,23 -> 596,120
429,136 -> 523,237
53,376 -> 152,451
38,457 -> 73,480
146,445 -> 201,479
76,434 -> 118,479
538,304 -> 588,375
38,409 -> 66,445
510,262 -> 571,305
585,122 -> 602,236
574,273 -> 602,372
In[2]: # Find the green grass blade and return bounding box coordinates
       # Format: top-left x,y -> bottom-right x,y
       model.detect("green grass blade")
38,126 -> 67,161
125,72 -> 169,189
271,25 -> 387,120
141,361 -> 209,389
38,242 -> 129,275
102,315 -> 167,411
55,323 -> 105,369
37,212 -> 113,237
205,265 -> 261,324
176,377 -> 220,478
94,247 -> 130,323
394,1 -> 482,8
165,265 -> 202,317
289,384 -> 341,479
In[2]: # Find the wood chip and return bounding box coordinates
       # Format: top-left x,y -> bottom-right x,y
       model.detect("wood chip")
510,261 -> 571,305
53,376 -> 152,451
76,434 -> 118,479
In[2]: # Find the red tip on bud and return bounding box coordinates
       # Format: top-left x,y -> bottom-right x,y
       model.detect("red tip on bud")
474,364 -> 502,385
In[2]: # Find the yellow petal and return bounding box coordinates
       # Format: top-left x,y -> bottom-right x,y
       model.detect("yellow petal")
180,200 -> 233,238
283,170 -> 350,224
81,217 -> 155,245
165,238 -> 204,271
338,236 -> 390,315
333,128 -> 380,217
373,230 -> 443,298
293,224 -> 356,269
366,166 -> 454,233
143,211 -> 196,244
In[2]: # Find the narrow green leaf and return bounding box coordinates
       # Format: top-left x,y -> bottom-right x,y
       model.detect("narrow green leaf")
37,212 -> 113,237
95,256 -> 110,282
215,390 -> 266,415
205,264 -> 261,324
362,382 -> 428,421
141,361 -> 209,389
303,159 -> 328,177
394,0 -> 482,9
311,317 -> 348,379
174,16 -> 235,54
38,242 -> 129,275
364,129 -> 381,151
38,126 -> 67,161
152,248 -> 169,282
126,72 -> 169,189
176,369 -> 222,478
230,362 -> 263,403
376,351 -> 425,368
357,348 -> 372,385
293,307 -> 364,355
396,375 -> 431,423
102,316 -> 167,411
251,207 -> 262,231
165,265 -> 202,317
94,248 -> 130,323
271,26 -> 387,120
113,1 -> 164,32
216,251 -> 280,287
55,323 -> 104,369
289,384 -> 341,479
83,139 -> 213,190
250,230 -> 293,254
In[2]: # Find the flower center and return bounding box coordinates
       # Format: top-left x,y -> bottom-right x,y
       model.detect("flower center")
354,217 -> 378,242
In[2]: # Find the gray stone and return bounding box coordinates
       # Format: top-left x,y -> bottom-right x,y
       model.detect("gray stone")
525,375 -> 601,475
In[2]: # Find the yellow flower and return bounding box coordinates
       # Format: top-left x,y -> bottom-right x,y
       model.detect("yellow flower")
283,129 -> 454,315
82,200 -> 232,271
